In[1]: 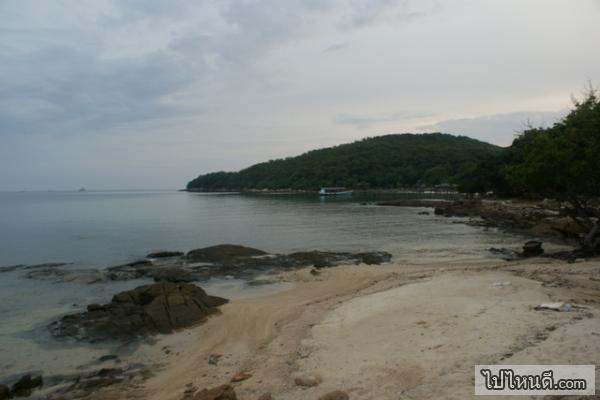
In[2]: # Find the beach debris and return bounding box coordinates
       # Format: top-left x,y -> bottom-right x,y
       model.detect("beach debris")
491,281 -> 512,288
319,390 -> 350,400
10,374 -> 43,397
522,240 -> 544,257
208,354 -> 222,365
49,282 -> 228,342
193,384 -> 237,400
534,302 -> 581,312
230,371 -> 252,383
0,384 -> 9,400
294,374 -> 322,387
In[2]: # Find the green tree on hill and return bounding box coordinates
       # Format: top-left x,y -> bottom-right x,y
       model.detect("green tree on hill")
505,89 -> 600,254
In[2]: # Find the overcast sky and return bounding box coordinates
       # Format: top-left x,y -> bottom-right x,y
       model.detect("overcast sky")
1,0 -> 599,190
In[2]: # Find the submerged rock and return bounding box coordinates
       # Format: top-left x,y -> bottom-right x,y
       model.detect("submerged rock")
49,282 -> 228,342
187,244 -> 267,262
151,267 -> 196,283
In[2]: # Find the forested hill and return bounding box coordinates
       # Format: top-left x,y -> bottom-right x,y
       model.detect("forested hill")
186,133 -> 503,191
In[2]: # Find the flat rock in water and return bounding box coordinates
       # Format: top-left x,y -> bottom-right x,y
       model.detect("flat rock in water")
147,251 -> 184,258
187,244 -> 267,262
49,282 -> 228,342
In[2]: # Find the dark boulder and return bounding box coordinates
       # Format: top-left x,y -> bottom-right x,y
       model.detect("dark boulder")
187,244 -> 267,262
49,282 -> 228,342
147,251 -> 184,258
11,374 -> 43,397
522,240 -> 544,257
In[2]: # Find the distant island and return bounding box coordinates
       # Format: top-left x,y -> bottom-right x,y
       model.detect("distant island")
186,133 -> 502,191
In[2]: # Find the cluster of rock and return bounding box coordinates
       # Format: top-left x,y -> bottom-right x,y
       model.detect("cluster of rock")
1,363 -> 150,400
49,282 -> 228,342
109,245 -> 392,282
2,244 -> 392,285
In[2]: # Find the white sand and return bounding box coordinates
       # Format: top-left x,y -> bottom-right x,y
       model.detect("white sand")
96,259 -> 600,400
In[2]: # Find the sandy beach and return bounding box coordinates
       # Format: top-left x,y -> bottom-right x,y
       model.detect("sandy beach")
84,257 -> 600,400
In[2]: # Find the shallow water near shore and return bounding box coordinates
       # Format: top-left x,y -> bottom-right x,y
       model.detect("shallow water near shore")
0,190 -> 543,383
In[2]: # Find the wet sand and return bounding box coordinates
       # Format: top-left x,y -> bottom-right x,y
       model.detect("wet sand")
97,258 -> 600,400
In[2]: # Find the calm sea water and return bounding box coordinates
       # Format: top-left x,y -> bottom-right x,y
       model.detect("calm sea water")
0,190 -> 530,381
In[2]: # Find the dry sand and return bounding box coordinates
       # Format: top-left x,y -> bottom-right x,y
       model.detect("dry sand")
100,258 -> 600,400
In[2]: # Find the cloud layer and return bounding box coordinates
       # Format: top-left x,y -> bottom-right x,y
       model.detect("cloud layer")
1,0 -> 599,189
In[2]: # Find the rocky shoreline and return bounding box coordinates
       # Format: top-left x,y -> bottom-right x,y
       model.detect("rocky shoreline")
1,245 -> 392,286
0,244 -> 392,399
377,197 -> 587,259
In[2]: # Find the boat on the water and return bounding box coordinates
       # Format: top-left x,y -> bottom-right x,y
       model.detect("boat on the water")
318,187 -> 353,196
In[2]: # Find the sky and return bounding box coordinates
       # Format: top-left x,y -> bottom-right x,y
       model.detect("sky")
1,0 -> 599,190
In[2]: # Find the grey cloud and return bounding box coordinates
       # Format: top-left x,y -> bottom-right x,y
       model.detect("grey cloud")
336,112 -> 431,129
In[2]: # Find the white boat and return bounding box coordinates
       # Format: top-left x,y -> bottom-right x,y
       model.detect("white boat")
318,187 -> 353,196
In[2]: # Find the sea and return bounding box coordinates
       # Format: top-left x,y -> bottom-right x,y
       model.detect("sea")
0,190 -> 535,382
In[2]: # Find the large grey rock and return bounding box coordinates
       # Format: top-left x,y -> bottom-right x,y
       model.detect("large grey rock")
49,282 -> 228,342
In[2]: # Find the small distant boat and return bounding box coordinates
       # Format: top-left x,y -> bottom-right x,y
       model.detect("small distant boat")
78,187 -> 87,192
318,187 -> 353,196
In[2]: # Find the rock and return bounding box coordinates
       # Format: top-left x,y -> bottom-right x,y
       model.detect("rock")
522,240 -> 544,257
147,251 -> 184,258
357,251 -> 392,265
434,207 -> 446,215
193,384 -> 237,400
310,268 -> 321,276
11,374 -> 43,397
106,260 -> 154,281
256,394 -> 272,400
230,371 -> 252,382
187,244 -> 267,262
50,282 -> 228,342
417,211 -> 430,215
488,247 -> 520,261
98,354 -> 120,362
208,354 -> 222,365
0,384 -> 9,400
294,375 -> 321,387
319,390 -> 349,400
151,268 -> 196,283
